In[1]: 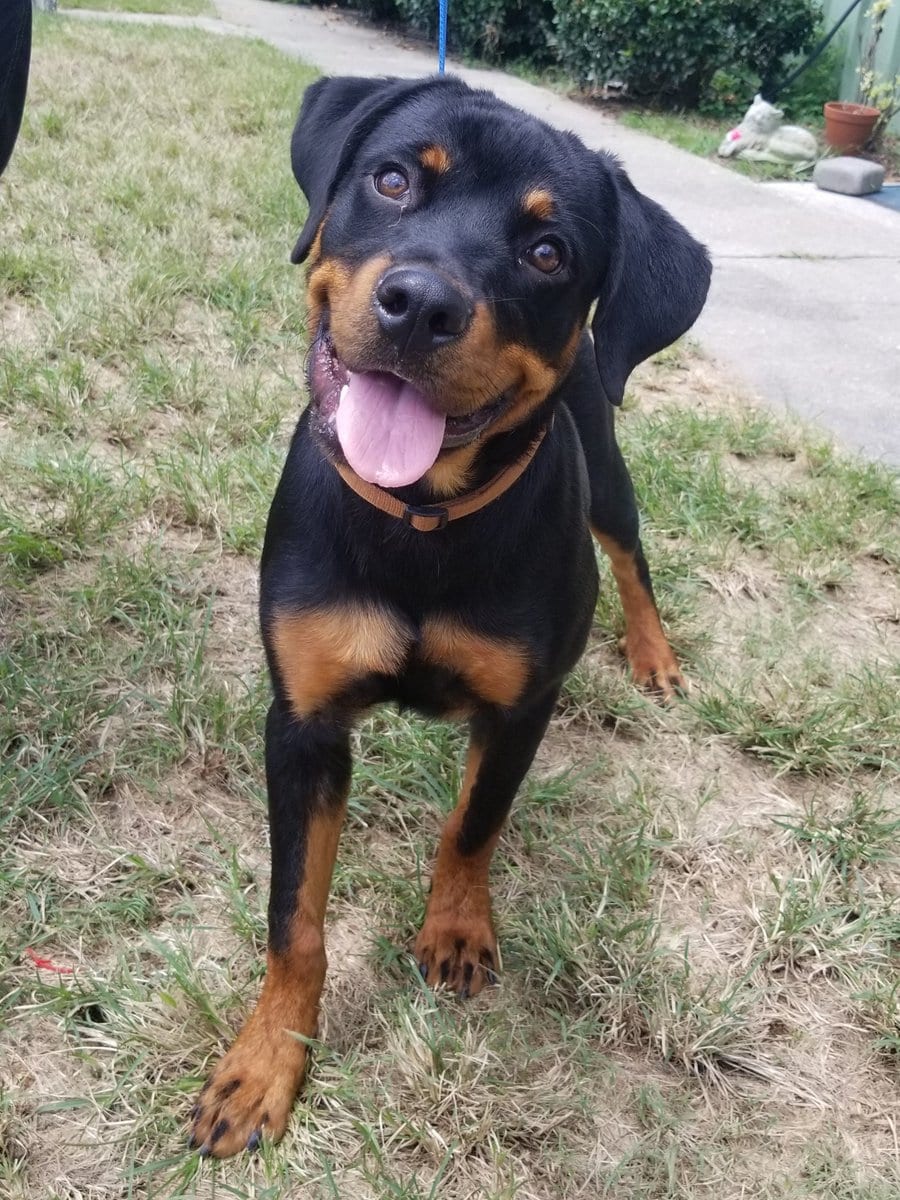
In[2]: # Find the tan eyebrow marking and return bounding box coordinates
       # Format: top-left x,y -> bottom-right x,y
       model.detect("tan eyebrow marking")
419,144 -> 452,174
522,188 -> 555,221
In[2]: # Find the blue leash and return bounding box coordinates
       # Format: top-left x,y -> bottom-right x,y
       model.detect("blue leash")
438,0 -> 448,73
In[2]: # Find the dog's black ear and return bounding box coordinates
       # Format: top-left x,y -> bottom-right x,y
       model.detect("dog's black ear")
291,77 -> 397,264
591,157 -> 711,405
290,75 -> 451,265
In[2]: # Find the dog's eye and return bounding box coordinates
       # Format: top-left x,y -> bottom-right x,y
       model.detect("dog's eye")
374,168 -> 410,200
524,240 -> 564,274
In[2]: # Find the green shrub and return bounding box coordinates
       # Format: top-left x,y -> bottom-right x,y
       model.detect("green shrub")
343,0 -> 402,20
702,65 -> 761,117
392,0 -> 555,64
778,38 -> 843,125
306,0 -> 821,111
734,1 -> 820,92
553,0 -> 819,109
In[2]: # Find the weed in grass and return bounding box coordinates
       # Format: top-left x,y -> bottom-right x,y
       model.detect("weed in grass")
0,446 -> 146,582
0,520 -> 66,575
0,349 -> 99,438
777,793 -> 900,887
693,663 -> 900,775
0,244 -> 72,299
799,1142 -> 900,1199
752,861 -> 845,973
856,975 -> 900,1063
130,354 -> 211,417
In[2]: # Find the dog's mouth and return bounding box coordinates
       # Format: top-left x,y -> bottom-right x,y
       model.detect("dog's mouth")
309,332 -> 505,489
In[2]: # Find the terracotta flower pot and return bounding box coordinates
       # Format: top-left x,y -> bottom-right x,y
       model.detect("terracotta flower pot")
823,101 -> 880,153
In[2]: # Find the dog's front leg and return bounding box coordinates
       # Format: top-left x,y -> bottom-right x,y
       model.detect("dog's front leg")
415,689 -> 559,998
190,703 -> 350,1158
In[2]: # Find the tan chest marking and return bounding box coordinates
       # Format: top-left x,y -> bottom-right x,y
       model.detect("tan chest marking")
419,618 -> 530,708
270,605 -> 413,718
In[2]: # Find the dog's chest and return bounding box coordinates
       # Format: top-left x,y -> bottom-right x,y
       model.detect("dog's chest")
269,604 -> 531,718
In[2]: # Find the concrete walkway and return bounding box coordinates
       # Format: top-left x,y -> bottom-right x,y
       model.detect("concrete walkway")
66,1 -> 900,464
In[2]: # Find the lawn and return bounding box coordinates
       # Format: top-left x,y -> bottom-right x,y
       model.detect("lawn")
2,15 -> 900,1200
60,0 -> 215,17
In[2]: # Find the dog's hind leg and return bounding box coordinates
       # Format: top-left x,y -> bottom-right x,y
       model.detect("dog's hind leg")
565,377 -> 685,699
415,690 -> 559,997
592,525 -> 685,699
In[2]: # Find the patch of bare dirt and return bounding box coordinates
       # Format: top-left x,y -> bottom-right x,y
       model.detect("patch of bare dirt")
0,299 -> 42,350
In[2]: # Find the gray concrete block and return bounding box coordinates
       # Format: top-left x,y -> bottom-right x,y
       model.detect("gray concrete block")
814,156 -> 885,196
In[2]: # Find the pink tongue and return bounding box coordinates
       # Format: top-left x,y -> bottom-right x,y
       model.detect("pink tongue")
336,371 -> 446,488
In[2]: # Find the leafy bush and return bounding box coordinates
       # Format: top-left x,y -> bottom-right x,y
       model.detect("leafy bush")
778,39 -> 843,124
553,0 -> 819,108
734,1 -> 821,96
702,65 -> 762,117
326,0 -> 400,21
342,0 -> 402,20
392,0 -> 555,65
315,0 -> 820,111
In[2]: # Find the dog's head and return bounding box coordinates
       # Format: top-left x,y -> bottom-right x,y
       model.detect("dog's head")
290,76 -> 710,493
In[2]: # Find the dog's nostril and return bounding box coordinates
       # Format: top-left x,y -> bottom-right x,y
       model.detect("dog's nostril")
380,287 -> 408,316
428,310 -> 452,336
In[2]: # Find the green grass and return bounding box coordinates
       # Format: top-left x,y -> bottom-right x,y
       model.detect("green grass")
61,0 -> 215,16
1,16 -> 900,1200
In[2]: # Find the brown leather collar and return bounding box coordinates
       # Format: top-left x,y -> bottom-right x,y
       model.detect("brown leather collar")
333,420 -> 552,533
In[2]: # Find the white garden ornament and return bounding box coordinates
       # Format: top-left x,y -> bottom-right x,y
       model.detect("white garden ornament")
717,95 -> 818,168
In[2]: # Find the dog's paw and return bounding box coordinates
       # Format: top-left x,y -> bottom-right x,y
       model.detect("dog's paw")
189,1031 -> 307,1159
414,915 -> 499,998
619,632 -> 686,701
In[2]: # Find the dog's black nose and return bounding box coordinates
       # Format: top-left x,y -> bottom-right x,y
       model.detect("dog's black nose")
374,267 -> 471,355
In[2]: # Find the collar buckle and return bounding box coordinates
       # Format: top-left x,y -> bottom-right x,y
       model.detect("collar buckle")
402,503 -> 450,532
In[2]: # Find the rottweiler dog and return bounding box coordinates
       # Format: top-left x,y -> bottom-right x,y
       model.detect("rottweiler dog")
189,75 -> 710,1157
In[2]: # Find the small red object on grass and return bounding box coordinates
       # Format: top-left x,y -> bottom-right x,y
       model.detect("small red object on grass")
25,947 -> 74,974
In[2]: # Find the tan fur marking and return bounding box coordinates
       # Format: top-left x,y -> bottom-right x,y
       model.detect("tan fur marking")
420,618 -> 529,707
306,256 -> 352,339
326,253 -> 392,362
190,806 -> 347,1157
594,531 -> 684,698
307,222 -> 325,267
271,605 -> 412,717
419,144 -> 452,174
522,188 -> 555,222
423,302 -> 558,438
443,307 -> 582,428
423,444 -> 479,498
421,325 -> 582,497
